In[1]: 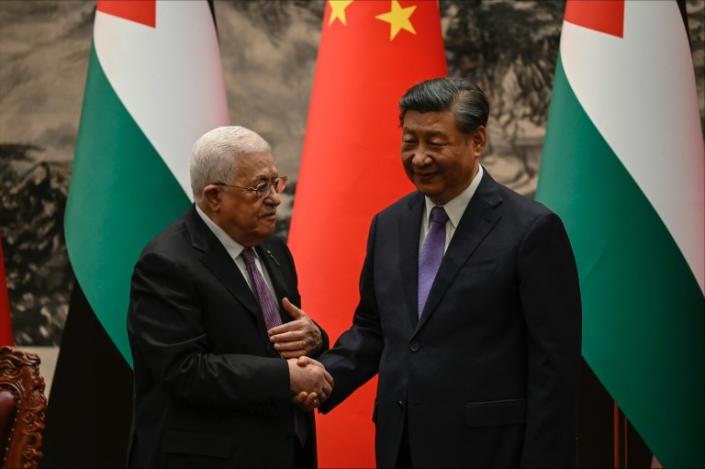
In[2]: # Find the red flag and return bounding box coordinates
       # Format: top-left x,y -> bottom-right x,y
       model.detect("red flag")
0,236 -> 14,346
288,1 -> 446,466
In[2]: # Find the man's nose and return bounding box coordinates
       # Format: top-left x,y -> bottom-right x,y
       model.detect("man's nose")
265,189 -> 281,206
411,149 -> 430,166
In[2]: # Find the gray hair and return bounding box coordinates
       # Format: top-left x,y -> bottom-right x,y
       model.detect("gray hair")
190,126 -> 271,202
399,78 -> 489,134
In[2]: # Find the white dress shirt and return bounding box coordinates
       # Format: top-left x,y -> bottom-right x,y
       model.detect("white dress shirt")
195,204 -> 277,298
419,165 -> 484,254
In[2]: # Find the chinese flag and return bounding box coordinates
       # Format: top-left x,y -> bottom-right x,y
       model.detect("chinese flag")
288,1 -> 446,466
0,236 -> 13,346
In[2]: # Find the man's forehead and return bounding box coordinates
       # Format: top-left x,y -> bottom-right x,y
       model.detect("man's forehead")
402,110 -> 456,132
235,152 -> 277,179
235,150 -> 273,161
236,152 -> 275,166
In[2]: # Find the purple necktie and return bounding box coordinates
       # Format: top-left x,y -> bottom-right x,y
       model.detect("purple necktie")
241,248 -> 282,330
418,206 -> 448,316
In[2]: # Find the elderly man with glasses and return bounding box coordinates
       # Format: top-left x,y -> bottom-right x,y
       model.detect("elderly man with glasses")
126,126 -> 332,468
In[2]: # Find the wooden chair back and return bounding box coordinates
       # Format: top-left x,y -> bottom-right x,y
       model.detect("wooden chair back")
0,347 -> 46,469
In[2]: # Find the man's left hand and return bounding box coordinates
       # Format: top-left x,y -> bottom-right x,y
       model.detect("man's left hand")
269,297 -> 323,358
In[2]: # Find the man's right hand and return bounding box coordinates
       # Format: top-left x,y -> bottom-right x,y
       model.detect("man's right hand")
288,356 -> 333,408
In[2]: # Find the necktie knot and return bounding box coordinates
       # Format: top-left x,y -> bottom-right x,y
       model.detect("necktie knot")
241,247 -> 256,267
430,206 -> 448,225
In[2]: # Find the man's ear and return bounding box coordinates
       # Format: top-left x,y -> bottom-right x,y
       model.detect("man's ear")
471,126 -> 487,156
202,185 -> 221,212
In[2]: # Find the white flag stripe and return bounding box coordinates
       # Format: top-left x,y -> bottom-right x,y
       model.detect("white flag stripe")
94,0 -> 229,199
561,0 -> 704,292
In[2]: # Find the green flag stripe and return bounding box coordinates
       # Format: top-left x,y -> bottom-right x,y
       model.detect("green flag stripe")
537,56 -> 704,468
65,45 -> 190,367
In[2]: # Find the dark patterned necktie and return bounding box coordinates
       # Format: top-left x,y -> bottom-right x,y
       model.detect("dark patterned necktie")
418,206 -> 448,316
241,248 -> 282,330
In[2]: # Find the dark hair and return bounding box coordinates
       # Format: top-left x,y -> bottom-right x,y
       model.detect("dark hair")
399,77 -> 489,134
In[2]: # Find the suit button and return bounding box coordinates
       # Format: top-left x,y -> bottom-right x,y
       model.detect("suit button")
397,400 -> 404,408
409,341 -> 420,352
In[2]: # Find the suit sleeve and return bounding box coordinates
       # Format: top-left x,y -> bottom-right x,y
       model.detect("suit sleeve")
517,212 -> 581,467
127,251 -> 291,410
319,215 -> 384,412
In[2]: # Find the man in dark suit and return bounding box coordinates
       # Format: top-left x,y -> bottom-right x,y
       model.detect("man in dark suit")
127,126 -> 333,468
313,78 -> 581,467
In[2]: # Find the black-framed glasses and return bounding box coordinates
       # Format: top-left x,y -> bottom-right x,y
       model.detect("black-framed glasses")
212,176 -> 287,199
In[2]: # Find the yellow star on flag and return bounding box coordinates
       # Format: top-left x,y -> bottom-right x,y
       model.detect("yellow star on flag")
328,0 -> 354,26
375,0 -> 417,40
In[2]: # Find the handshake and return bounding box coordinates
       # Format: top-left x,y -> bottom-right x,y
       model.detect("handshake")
267,298 -> 333,412
287,356 -> 334,412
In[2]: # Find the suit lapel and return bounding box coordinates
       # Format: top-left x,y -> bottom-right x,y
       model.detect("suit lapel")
399,192 -> 425,328
185,206 -> 259,321
414,171 -> 503,335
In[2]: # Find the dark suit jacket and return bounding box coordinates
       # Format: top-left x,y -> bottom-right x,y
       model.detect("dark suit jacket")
127,205 -> 328,468
319,170 -> 581,468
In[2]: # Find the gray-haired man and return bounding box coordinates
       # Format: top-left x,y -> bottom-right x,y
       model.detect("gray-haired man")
127,126 -> 331,467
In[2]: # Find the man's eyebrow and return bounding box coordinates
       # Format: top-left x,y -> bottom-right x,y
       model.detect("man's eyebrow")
252,174 -> 278,182
403,126 -> 445,136
415,130 -> 449,141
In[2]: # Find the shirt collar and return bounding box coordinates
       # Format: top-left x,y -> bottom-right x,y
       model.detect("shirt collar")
195,204 -> 252,261
424,165 -> 484,229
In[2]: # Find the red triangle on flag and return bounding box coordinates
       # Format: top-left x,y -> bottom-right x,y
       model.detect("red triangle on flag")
0,236 -> 14,346
96,0 -> 156,28
564,0 -> 624,38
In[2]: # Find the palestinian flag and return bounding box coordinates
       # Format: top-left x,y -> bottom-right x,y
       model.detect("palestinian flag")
288,1 -> 446,466
537,1 -> 704,468
42,1 -> 228,466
